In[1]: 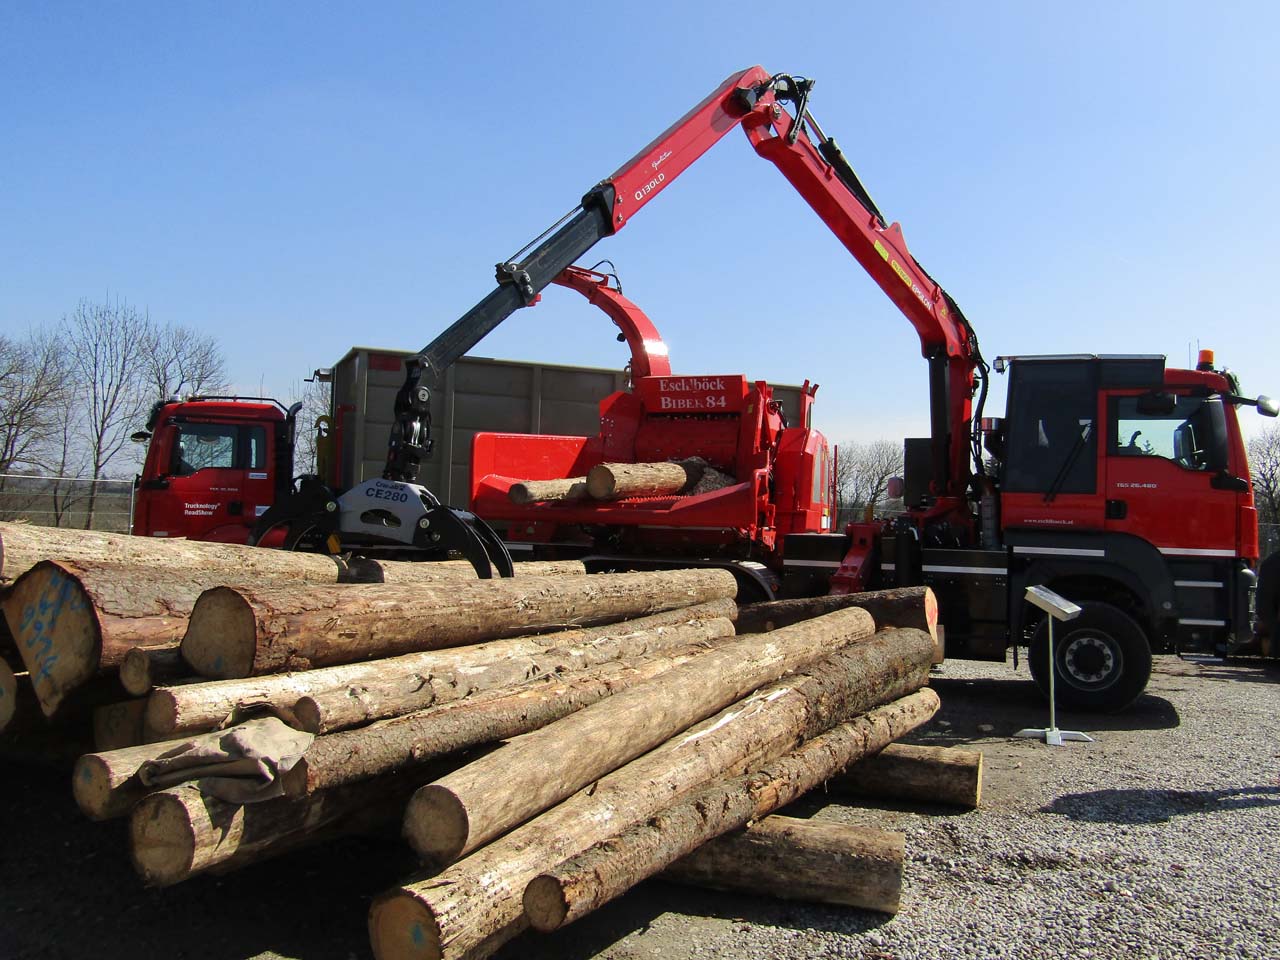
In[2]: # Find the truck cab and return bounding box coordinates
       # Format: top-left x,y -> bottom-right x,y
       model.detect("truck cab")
132,397 -> 297,542
885,351 -> 1267,710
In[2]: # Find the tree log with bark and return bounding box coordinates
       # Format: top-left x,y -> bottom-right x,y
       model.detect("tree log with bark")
507,479 -> 589,505
0,522 -> 349,585
146,600 -> 736,739
0,520 -> 583,586
292,616 -> 734,735
0,555 -> 587,716
661,816 -> 904,914
2,560 -> 242,715
370,634 -> 936,960
73,717 -> 289,821
181,569 -> 738,679
524,690 -> 937,931
736,586 -> 938,641
830,742 -> 983,809
403,606 -> 888,863
129,769 -> 438,886
120,644 -> 187,697
585,460 -> 701,500
283,625 -> 737,797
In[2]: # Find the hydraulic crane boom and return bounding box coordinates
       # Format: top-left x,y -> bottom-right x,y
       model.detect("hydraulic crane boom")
386,66 -> 986,520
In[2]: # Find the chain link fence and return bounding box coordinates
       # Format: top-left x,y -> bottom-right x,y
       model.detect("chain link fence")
0,473 -> 135,533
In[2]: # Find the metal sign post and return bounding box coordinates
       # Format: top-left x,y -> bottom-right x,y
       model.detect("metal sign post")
1014,585 -> 1094,746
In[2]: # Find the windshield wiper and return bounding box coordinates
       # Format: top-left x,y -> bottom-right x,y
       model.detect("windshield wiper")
1043,422 -> 1092,504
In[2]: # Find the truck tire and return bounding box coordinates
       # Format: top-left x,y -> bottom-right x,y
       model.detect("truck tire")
1027,602 -> 1152,712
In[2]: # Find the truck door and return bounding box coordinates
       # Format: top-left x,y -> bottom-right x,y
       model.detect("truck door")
146,420 -> 273,542
1103,392 -> 1237,556
998,359 -> 1106,533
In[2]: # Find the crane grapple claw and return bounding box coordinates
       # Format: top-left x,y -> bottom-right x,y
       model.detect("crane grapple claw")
416,505 -> 514,579
248,475 -> 341,551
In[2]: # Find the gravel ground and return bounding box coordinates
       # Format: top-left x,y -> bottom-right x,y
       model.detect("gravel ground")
4,653 -> 1279,960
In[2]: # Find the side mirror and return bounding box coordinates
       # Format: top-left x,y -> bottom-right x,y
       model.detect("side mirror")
130,430 -> 152,443
886,476 -> 905,500
1258,395 -> 1278,418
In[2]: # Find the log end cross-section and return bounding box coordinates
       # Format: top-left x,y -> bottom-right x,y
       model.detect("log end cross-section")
179,587 -> 259,679
2,560 -> 100,717
129,789 -> 201,885
368,892 -> 446,960
402,784 -> 471,866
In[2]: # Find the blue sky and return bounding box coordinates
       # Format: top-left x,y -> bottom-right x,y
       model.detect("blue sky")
2,1 -> 1277,447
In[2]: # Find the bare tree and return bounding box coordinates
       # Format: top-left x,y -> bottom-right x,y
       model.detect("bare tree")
63,298 -> 154,528
142,324 -> 229,401
1249,425 -> 1280,528
42,395 -> 92,527
289,377 -> 333,478
0,330 -> 66,480
835,439 -> 905,523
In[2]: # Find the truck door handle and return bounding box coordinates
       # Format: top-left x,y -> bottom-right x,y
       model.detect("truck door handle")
1106,499 -> 1127,520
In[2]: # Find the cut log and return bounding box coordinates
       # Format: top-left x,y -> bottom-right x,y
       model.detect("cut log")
369,638 -> 936,960
403,607 -> 883,864
736,586 -> 938,645
93,699 -> 149,750
0,658 -> 16,733
2,556 -> 590,715
507,479 -> 589,505
129,769 -> 436,886
524,690 -> 938,931
181,568 -> 738,679
147,599 -> 737,738
661,816 -> 904,914
0,522 -> 349,585
74,718 -> 295,821
120,644 -> 187,697
283,625 -> 737,796
3,555 -> 551,717
74,715 -> 313,820
0,520 -> 583,587
829,742 -> 983,809
584,460 -> 700,500
1,560 -> 236,715
293,616 -> 735,735
488,560 -> 586,579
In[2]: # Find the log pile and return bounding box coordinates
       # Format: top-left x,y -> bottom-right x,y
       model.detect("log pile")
0,522 -> 984,960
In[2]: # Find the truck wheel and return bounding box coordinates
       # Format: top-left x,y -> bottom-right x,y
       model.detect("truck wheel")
1027,602 -> 1152,712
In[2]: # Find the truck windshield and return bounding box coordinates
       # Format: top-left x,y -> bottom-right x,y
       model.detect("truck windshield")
170,423 -> 267,476
1109,395 -> 1229,473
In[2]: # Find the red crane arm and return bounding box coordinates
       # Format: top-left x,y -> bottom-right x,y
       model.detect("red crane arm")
390,66 -> 983,502
604,66 -> 775,230
596,67 -> 982,499
603,68 -> 967,362
550,266 -> 672,379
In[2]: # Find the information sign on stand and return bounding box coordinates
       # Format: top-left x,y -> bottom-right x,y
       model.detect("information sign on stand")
1014,585 -> 1095,746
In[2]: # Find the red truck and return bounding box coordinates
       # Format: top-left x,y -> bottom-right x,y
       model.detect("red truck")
130,66 -> 1277,709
